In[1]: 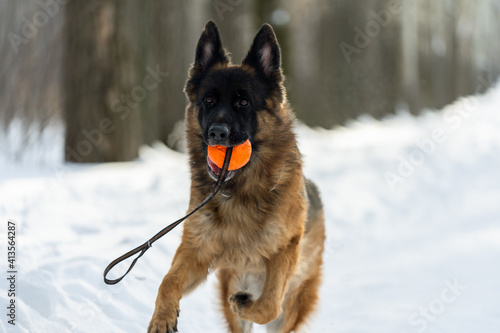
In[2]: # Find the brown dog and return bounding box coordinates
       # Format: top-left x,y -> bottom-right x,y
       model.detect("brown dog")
148,21 -> 325,333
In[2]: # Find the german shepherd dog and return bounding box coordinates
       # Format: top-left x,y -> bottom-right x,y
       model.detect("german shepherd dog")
148,21 -> 325,333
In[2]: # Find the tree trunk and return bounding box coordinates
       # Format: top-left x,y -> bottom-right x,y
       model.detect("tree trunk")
153,0 -> 192,151
63,0 -> 142,162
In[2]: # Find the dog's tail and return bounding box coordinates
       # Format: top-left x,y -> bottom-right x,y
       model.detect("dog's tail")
304,178 -> 324,231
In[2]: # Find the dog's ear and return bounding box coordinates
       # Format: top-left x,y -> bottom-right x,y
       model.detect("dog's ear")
193,20 -> 229,72
243,24 -> 282,81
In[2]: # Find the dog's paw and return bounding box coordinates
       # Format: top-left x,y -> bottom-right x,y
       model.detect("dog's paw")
229,293 -> 280,325
147,309 -> 180,333
229,292 -> 253,314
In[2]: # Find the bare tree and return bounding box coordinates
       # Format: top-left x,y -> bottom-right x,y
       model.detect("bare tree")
140,1 -> 193,151
0,1 -> 63,134
287,0 -> 400,127
63,0 -> 142,162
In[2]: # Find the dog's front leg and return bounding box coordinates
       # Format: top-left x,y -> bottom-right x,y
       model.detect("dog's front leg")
148,243 -> 209,333
229,235 -> 300,325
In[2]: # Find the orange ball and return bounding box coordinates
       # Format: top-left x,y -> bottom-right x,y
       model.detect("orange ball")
207,140 -> 252,170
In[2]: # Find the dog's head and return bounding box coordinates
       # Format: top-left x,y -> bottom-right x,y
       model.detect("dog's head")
185,21 -> 288,182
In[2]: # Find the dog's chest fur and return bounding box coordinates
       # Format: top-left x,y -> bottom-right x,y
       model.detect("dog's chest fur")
187,190 -> 290,270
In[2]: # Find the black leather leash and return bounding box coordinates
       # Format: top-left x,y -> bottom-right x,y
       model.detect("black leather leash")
103,148 -> 233,285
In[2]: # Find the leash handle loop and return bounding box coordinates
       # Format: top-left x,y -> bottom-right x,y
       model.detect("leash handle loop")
103,148 -> 233,285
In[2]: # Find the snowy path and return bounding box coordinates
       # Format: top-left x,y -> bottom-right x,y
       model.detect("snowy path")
1,84 -> 500,332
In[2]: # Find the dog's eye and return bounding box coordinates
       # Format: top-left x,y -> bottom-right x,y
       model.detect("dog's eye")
204,96 -> 214,104
239,99 -> 249,107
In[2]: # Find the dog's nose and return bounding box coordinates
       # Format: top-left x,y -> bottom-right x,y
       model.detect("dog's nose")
208,124 -> 230,144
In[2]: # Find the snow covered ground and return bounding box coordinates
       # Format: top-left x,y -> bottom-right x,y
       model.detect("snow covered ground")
1,82 -> 500,333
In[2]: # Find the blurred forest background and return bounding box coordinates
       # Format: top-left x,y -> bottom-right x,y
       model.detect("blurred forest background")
1,0 -> 499,162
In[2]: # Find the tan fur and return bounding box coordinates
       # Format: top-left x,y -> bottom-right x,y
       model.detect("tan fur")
148,47 -> 324,333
